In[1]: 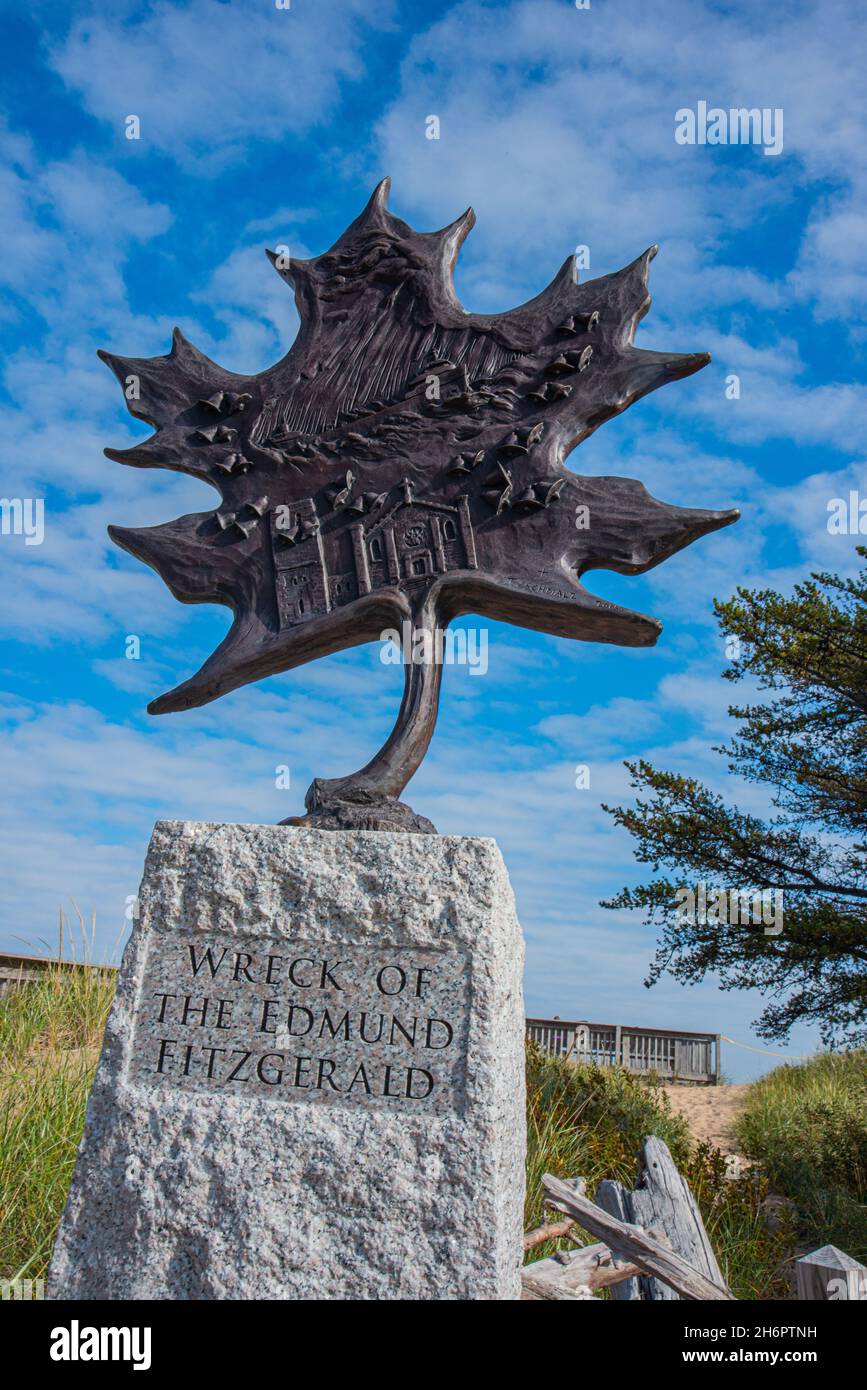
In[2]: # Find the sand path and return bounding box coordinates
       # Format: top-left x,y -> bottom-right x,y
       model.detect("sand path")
662,1082 -> 751,1152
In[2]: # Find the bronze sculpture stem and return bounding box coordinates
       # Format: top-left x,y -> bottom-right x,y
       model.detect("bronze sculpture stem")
292,595 -> 443,832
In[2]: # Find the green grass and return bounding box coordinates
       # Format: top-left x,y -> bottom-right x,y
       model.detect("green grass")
0,958 -> 115,1282
683,1143 -> 795,1300
524,1040 -> 691,1225
524,1042 -> 794,1299
734,1051 -> 867,1261
1,973 -> 795,1297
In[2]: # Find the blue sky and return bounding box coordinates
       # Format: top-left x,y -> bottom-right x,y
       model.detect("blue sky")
1,0 -> 865,1080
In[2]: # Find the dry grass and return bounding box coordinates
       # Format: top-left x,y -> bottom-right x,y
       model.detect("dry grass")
735,1051 -> 867,1261
524,1045 -> 795,1299
0,915 -> 115,1282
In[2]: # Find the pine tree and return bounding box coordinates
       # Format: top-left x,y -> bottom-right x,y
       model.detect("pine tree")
602,548 -> 867,1044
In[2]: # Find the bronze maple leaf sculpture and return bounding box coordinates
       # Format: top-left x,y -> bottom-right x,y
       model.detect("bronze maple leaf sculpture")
102,179 -> 738,832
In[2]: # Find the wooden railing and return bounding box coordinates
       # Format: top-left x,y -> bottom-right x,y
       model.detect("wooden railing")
0,951 -> 116,998
526,1017 -> 720,1084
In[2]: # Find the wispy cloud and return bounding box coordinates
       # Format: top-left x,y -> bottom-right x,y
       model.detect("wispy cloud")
49,0 -> 396,170
1,0 -> 861,1077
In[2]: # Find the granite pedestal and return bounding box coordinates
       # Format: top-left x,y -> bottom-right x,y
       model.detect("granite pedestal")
48,821 -> 526,1300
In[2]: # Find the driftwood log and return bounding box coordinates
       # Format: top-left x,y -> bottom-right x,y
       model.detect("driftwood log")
523,1218 -> 576,1252
593,1175 -> 643,1299
596,1135 -> 726,1300
540,1170 -> 734,1301
521,1275 -> 598,1301
522,1241 -> 644,1295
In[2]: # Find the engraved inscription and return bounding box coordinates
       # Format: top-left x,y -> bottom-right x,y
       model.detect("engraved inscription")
127,930 -> 471,1115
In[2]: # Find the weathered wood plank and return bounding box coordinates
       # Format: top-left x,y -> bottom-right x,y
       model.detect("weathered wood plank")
595,1137 -> 724,1301
521,1273 -> 597,1301
542,1172 -> 734,1301
595,1180 -> 642,1300
627,1135 -> 725,1301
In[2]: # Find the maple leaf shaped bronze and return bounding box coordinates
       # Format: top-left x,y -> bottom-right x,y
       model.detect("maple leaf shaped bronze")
102,178 -> 738,832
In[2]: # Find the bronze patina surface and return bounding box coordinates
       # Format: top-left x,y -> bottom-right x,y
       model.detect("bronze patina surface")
103,180 -> 737,830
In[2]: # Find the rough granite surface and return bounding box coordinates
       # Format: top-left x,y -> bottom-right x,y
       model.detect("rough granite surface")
47,822 -> 526,1301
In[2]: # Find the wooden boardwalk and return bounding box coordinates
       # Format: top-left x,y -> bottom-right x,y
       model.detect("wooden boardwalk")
0,950 -> 116,997
527,1016 -> 721,1084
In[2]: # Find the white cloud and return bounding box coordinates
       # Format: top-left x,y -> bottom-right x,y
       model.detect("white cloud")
789,201 -> 867,326
49,0 -> 396,169
2,0 -> 856,1078
372,0 -> 867,345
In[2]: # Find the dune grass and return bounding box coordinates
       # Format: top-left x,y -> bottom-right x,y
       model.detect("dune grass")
0,954 -> 115,1282
524,1042 -> 795,1299
524,1040 -> 692,1221
734,1050 -> 867,1262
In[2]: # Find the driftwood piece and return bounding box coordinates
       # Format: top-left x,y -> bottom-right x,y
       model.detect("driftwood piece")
521,1274 -> 597,1301
542,1172 -> 734,1301
795,1245 -> 867,1301
596,1136 -> 725,1301
524,1241 -> 643,1292
523,1218 -> 575,1252
595,1180 -> 643,1300
631,1135 -> 725,1299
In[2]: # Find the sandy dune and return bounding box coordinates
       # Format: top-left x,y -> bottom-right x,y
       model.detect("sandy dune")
662,1082 -> 751,1153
